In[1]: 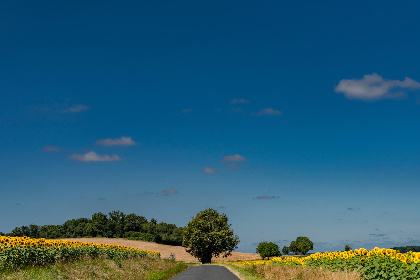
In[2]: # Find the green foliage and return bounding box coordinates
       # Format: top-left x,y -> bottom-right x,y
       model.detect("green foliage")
305,251 -> 420,280
1,255 -> 183,280
6,211 -> 184,246
182,208 -> 240,264
391,246 -> 420,253
289,237 -> 313,255
282,246 -> 290,255
0,241 -> 158,271
256,242 -> 281,259
345,244 -> 352,251
145,261 -> 188,280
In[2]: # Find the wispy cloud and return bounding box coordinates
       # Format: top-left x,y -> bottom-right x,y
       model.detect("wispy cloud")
139,191 -> 159,196
222,154 -> 248,162
42,146 -> 61,152
253,108 -> 283,116
369,233 -> 387,237
97,197 -> 106,201
347,207 -> 361,211
231,98 -> 249,104
335,73 -> 420,100
226,163 -> 240,169
254,195 -> 280,200
182,108 -> 192,113
162,189 -> 179,195
60,104 -> 89,113
231,107 -> 243,113
202,167 -> 219,174
69,151 -> 121,162
95,136 -> 138,146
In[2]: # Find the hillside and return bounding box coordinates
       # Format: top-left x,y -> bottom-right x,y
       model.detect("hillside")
63,237 -> 260,262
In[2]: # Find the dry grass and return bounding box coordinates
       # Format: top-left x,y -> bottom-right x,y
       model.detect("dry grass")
63,238 -> 261,262
1,256 -> 185,280
248,264 -> 362,280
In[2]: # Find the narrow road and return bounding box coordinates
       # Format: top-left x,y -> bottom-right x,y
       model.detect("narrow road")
170,265 -> 240,280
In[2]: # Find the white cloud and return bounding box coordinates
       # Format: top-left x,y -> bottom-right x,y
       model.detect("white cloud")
253,108 -> 283,116
69,151 -> 121,162
231,98 -> 249,104
335,73 -> 420,100
60,104 -> 89,113
43,146 -> 61,152
95,136 -> 138,146
222,154 -> 248,162
162,189 -> 179,195
202,167 -> 218,174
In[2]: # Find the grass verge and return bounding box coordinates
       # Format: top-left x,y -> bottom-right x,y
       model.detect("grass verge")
0,256 -> 188,280
219,263 -> 263,280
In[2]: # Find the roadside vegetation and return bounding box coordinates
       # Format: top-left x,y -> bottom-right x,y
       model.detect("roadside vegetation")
0,235 -> 187,279
228,247 -> 420,280
1,256 -> 187,280
223,262 -> 361,280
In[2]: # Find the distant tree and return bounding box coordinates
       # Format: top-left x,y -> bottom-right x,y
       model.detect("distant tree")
39,225 -> 62,239
289,241 -> 298,255
345,244 -> 352,251
256,242 -> 281,259
108,210 -> 126,238
289,237 -> 313,255
91,212 -> 110,237
20,226 -> 31,237
29,224 -> 40,238
391,246 -> 420,253
10,227 -> 23,237
124,213 -> 148,233
4,210 -> 184,246
183,208 -> 240,264
282,246 -> 290,255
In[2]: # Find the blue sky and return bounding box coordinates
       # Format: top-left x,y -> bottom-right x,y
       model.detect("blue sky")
1,0 -> 420,253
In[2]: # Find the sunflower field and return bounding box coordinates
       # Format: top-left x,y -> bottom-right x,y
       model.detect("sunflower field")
0,235 -> 160,271
232,247 -> 420,280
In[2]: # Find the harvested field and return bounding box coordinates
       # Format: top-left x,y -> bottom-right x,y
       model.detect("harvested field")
62,238 -> 260,263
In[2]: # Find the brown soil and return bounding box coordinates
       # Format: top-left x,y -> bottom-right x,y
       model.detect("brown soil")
63,238 -> 260,263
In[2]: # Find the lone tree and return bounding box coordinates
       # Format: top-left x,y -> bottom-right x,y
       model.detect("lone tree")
289,236 -> 313,255
345,244 -> 352,251
183,208 -> 240,264
256,242 -> 281,259
282,246 -> 290,255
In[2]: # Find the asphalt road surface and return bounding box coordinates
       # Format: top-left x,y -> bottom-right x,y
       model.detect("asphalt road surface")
170,265 -> 240,280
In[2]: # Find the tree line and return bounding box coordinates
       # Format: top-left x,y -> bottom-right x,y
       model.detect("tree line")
256,237 -> 314,259
391,246 -> 420,253
2,210 -> 183,246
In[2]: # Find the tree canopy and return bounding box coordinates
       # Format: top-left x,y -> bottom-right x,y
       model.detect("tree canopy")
182,208 -> 240,264
256,242 -> 281,259
289,236 -> 313,255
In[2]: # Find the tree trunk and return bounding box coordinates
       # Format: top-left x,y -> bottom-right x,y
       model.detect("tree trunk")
201,255 -> 212,264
